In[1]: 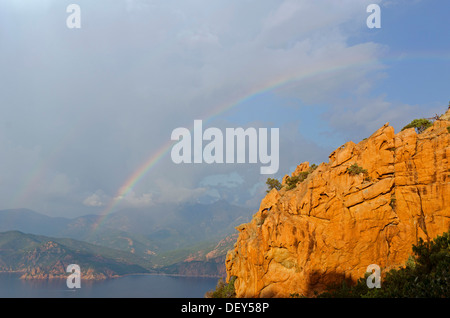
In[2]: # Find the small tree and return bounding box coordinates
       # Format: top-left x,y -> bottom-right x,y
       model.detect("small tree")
285,175 -> 301,190
285,164 -> 319,191
266,178 -> 282,193
401,118 -> 433,134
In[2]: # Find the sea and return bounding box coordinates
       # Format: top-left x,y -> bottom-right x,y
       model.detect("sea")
0,273 -> 219,298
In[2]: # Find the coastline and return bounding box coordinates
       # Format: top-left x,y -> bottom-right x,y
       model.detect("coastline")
0,270 -> 224,280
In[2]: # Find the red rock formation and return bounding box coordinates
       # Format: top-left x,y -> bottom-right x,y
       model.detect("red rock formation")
226,110 -> 450,297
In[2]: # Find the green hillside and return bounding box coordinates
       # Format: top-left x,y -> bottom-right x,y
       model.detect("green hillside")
0,231 -> 152,279
0,200 -> 253,277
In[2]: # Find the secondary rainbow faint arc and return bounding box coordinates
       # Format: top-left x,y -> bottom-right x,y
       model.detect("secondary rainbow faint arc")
9,117 -> 85,210
91,51 -> 450,232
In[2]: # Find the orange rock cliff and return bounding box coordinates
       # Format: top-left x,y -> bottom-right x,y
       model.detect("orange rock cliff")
226,109 -> 450,297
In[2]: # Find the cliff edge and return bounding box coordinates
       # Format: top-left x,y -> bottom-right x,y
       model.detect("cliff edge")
226,110 -> 450,297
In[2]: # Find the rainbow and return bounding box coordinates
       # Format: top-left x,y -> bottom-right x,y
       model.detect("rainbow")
90,52 -> 388,232
8,119 -> 83,210
91,141 -> 174,232
11,49 -> 446,233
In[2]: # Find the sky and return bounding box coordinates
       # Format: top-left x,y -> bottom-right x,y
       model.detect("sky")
0,0 -> 448,217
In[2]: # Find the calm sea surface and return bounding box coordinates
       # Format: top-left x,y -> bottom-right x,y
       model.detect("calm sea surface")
0,273 -> 218,298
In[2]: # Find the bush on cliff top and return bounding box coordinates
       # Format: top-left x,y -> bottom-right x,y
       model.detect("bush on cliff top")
265,165 -> 319,193
401,118 -> 433,134
266,178 -> 282,193
285,174 -> 305,190
285,164 -> 318,191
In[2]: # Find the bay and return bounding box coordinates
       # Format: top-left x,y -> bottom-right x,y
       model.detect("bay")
0,273 -> 218,298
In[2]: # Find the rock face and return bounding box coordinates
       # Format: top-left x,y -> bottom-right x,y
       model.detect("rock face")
226,111 -> 450,297
19,241 -> 119,280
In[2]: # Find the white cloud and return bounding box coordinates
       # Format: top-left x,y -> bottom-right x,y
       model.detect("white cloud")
153,178 -> 207,204
83,193 -> 105,207
120,191 -> 153,208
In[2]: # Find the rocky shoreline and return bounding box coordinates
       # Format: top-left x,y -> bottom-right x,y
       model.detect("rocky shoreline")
1,269 -> 223,280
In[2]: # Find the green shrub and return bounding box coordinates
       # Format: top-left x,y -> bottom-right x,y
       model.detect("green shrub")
447,126 -> 450,133
389,196 -> 396,209
285,164 -> 319,191
205,276 -> 236,298
266,178 -> 282,193
347,163 -> 368,176
285,175 -> 301,190
290,292 -> 307,298
316,229 -> 450,298
401,118 -> 433,134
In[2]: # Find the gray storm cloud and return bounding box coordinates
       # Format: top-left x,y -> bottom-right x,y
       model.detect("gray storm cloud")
1,0 -> 437,217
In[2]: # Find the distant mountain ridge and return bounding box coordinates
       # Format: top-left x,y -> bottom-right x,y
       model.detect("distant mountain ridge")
0,200 -> 253,277
0,209 -> 70,237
